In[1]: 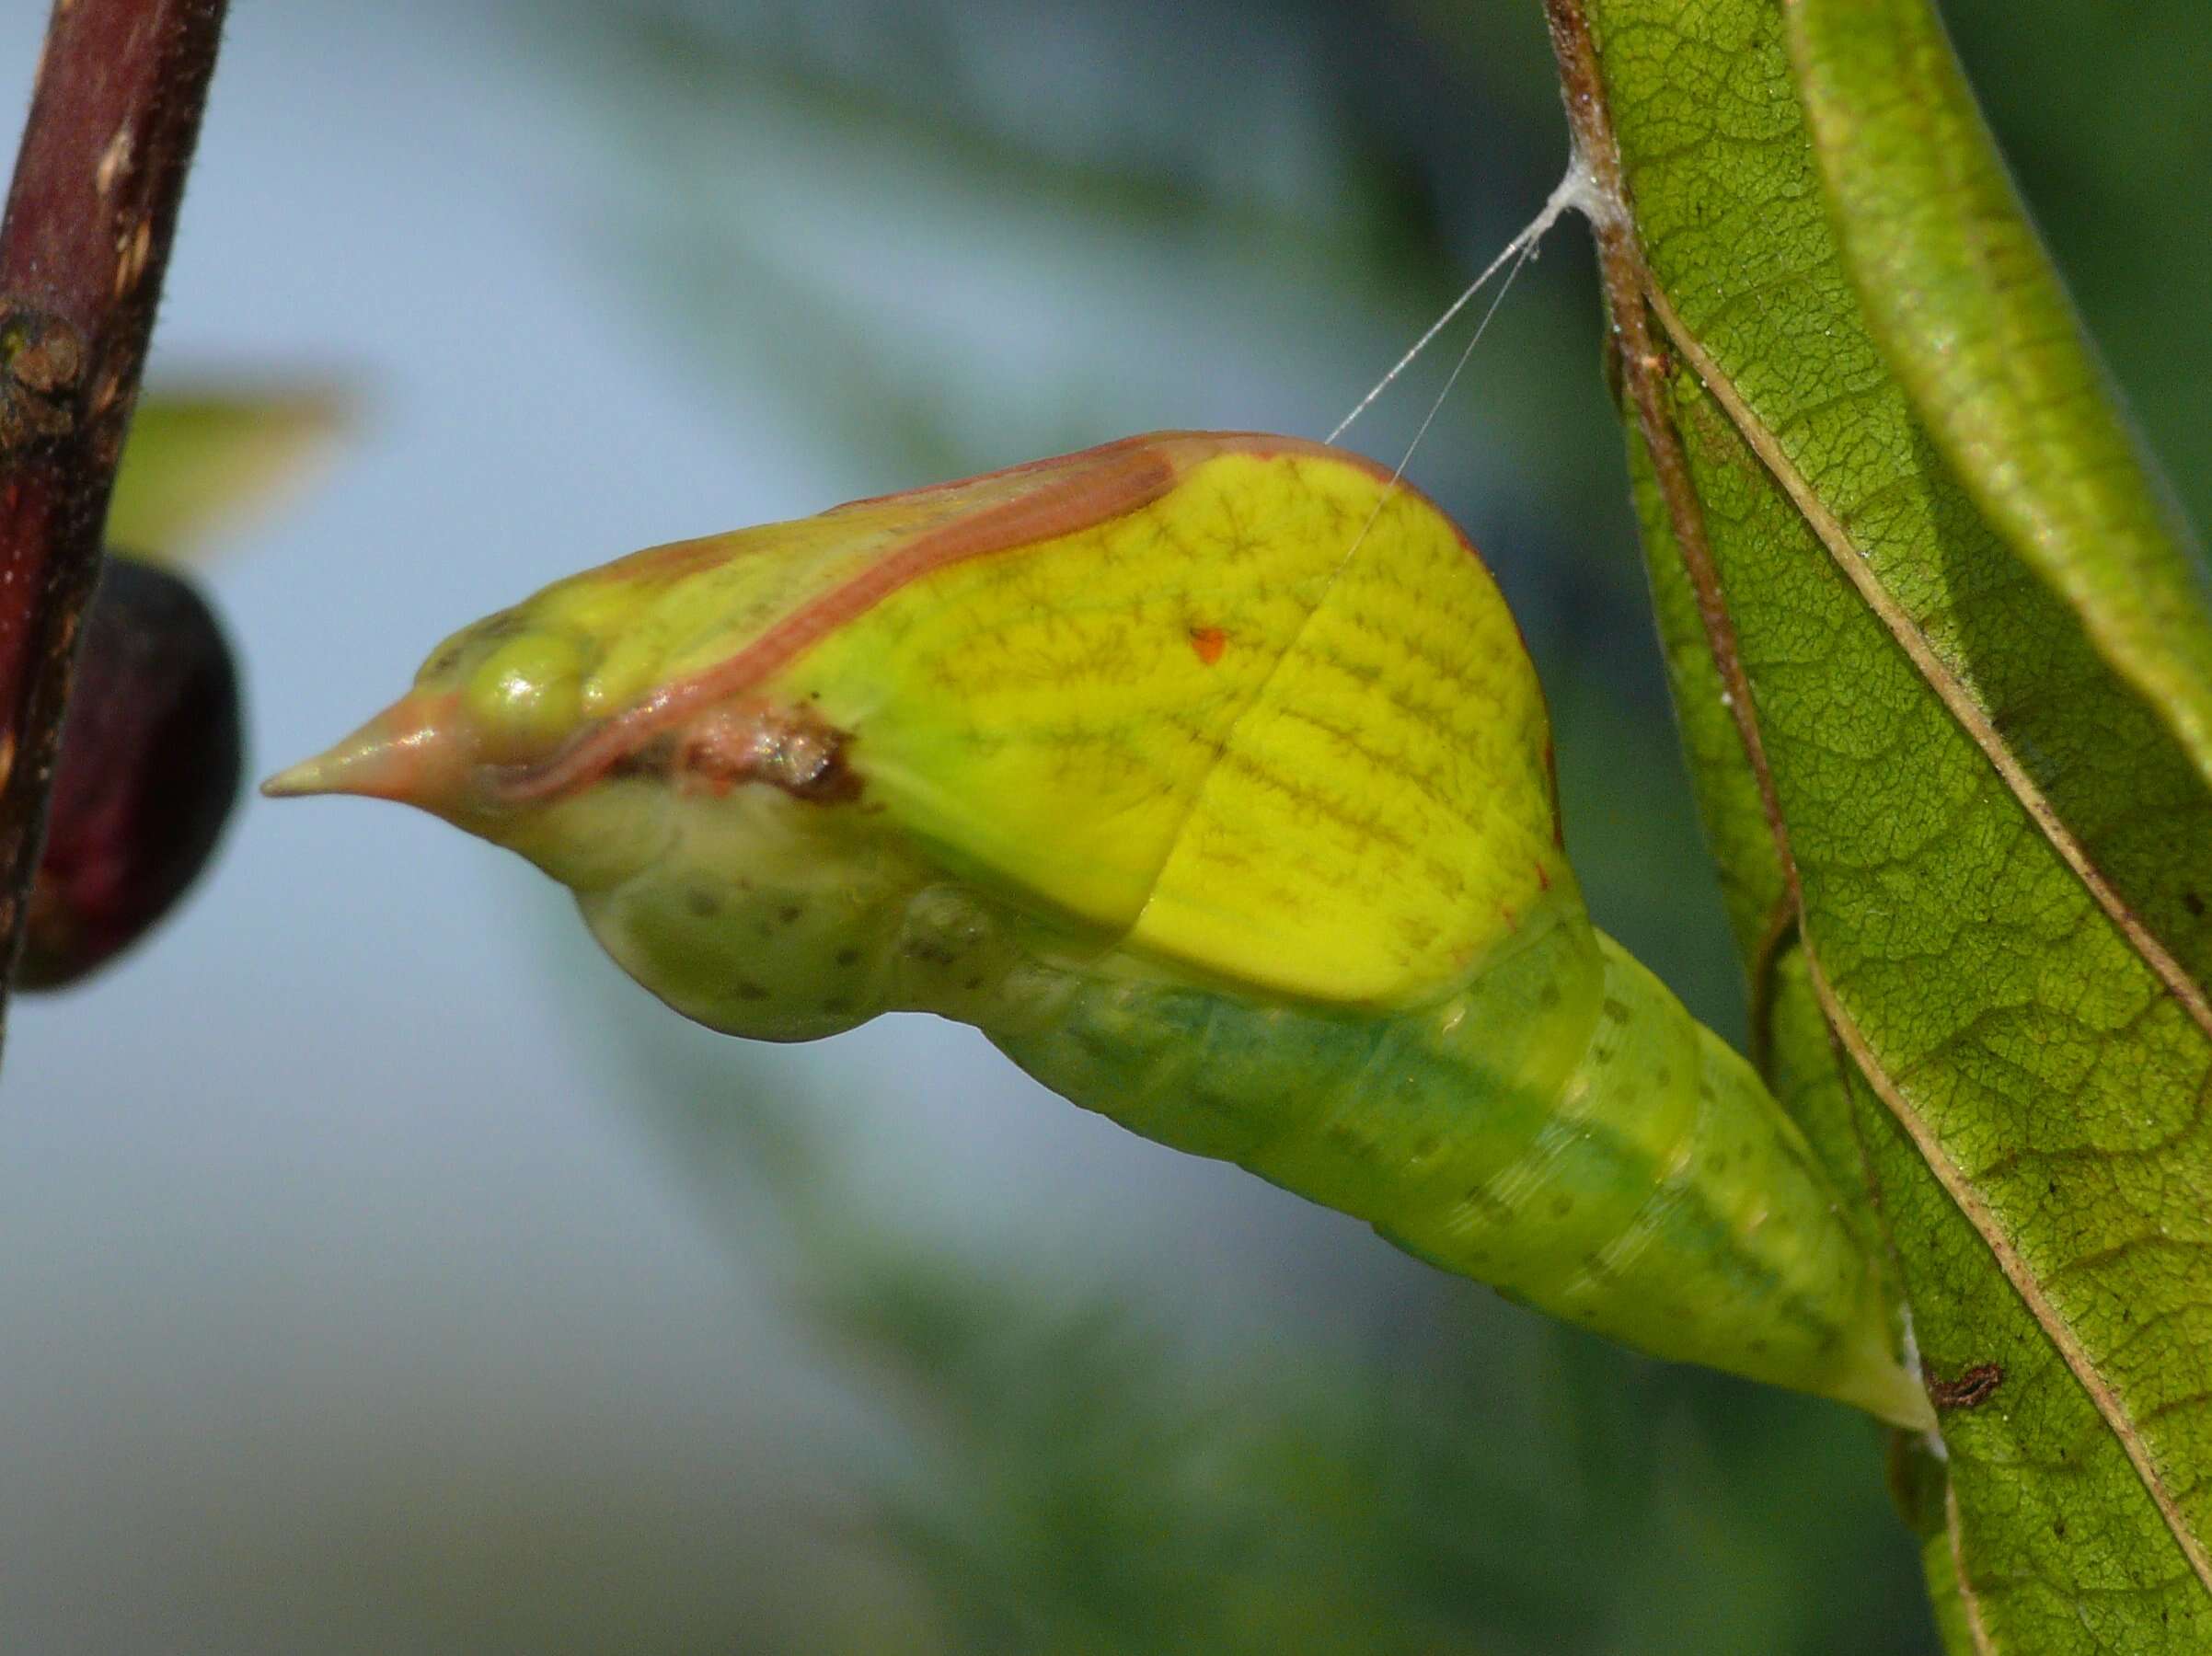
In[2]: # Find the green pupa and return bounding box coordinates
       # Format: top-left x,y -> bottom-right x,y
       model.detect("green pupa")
269,431 -> 1932,1430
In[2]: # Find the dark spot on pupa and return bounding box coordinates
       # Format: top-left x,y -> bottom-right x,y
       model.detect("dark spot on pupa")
1550,1195 -> 1573,1218
1538,982 -> 1561,1010
835,947 -> 862,967
1653,1066 -> 1671,1088
2186,890 -> 2206,919
1748,1338 -> 1769,1355
685,888 -> 720,918
822,996 -> 854,1016
1601,997 -> 1630,1025
964,975 -> 983,991
778,903 -> 802,926
1461,1186 -> 1511,1222
1187,1089 -> 1237,1121
732,982 -> 769,1001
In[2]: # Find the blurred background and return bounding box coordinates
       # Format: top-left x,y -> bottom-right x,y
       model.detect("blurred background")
2,0 -> 2205,1649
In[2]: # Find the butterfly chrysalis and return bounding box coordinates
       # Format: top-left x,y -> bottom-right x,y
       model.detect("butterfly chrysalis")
268,431 -> 1933,1430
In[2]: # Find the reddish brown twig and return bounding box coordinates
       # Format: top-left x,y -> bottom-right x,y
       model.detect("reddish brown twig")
0,0 -> 228,1052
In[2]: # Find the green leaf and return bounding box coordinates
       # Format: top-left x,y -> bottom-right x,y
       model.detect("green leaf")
1578,0 -> 2212,1643
109,385 -> 351,562
1791,0 -> 2212,800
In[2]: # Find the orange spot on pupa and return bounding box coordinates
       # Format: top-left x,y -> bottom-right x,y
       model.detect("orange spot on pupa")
1189,627 -> 1227,666
1500,904 -> 1517,932
1533,860 -> 1550,891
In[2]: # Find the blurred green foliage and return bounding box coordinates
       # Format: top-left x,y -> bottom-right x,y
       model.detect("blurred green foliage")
109,387 -> 351,564
514,0 -> 2207,1647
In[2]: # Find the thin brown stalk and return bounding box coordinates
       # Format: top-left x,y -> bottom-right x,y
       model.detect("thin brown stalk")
0,0 -> 229,1056
1541,0 -> 1803,940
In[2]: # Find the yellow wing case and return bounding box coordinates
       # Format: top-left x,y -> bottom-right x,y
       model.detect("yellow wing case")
517,433 -> 1560,1004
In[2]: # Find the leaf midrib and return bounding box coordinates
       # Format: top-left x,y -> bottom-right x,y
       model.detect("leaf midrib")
1642,282 -> 2212,1046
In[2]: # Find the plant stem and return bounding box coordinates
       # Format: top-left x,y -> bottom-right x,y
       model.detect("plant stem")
0,0 -> 228,1056
1540,0 -> 1800,906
